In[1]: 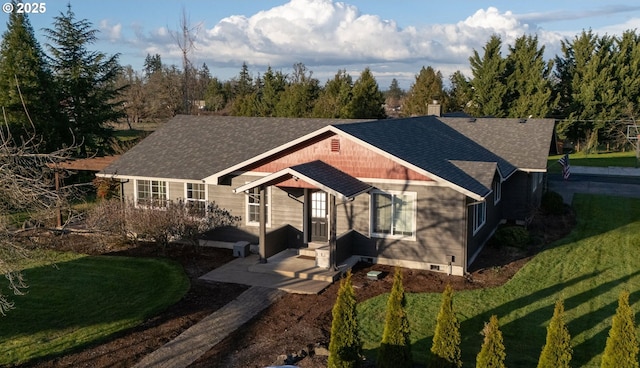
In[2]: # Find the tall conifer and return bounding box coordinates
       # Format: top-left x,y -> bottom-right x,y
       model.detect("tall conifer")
537,300 -> 572,368
430,284 -> 462,368
377,268 -> 412,368
601,291 -> 639,368
328,271 -> 362,368
476,315 -> 506,368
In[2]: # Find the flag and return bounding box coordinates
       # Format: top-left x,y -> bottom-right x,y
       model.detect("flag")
558,154 -> 570,180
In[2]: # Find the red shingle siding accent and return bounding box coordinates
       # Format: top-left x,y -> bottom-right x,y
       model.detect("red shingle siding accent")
249,133 -> 434,181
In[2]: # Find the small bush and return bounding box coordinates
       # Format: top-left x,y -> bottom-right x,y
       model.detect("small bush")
541,191 -> 565,215
492,226 -> 531,249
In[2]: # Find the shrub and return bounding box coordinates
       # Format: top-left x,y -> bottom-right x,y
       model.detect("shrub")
537,300 -> 572,368
328,271 -> 362,368
492,226 -> 531,249
541,190 -> 565,215
377,268 -> 412,368
476,315 -> 506,368
430,284 -> 462,368
601,291 -> 639,368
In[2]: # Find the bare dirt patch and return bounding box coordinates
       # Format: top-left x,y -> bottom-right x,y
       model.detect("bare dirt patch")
19,209 -> 574,368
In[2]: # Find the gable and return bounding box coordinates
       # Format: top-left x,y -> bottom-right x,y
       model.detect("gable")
243,131 -> 435,182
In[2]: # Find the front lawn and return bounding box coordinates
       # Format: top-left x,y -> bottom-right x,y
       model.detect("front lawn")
359,194 -> 640,367
0,251 -> 189,365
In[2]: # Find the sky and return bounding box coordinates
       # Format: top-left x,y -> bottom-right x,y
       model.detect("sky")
3,0 -> 640,89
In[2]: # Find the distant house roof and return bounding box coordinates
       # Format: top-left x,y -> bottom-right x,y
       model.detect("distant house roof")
100,115 -> 372,180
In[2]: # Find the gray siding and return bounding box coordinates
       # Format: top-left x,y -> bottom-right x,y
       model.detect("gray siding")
342,183 -> 467,268
502,171 -> 543,221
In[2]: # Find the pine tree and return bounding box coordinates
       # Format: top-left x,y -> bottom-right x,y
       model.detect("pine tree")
344,67 -> 386,119
0,1 -> 62,151
377,268 -> 412,368
328,271 -> 362,368
469,35 -> 508,117
403,66 -> 444,117
537,300 -> 572,368
476,315 -> 506,368
313,69 -> 353,118
505,35 -> 556,118
45,4 -> 124,156
430,284 -> 462,368
601,291 -> 639,368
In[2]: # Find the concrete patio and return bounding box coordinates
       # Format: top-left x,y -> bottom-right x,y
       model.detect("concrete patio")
199,248 -> 358,294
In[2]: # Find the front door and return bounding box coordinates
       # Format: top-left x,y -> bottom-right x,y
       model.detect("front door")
310,191 -> 328,242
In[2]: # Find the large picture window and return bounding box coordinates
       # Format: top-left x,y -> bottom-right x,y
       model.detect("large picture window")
472,201 -> 486,234
246,186 -> 270,226
371,191 -> 416,238
136,179 -> 167,207
185,182 -> 207,215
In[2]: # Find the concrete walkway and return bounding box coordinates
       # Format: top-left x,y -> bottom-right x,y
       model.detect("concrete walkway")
134,286 -> 285,368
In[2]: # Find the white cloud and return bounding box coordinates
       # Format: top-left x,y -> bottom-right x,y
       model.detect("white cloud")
120,0 -> 639,88
99,20 -> 122,42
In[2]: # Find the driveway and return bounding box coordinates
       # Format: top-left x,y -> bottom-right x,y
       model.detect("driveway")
548,172 -> 640,204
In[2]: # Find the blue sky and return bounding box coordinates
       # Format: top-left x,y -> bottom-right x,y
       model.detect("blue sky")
3,0 -> 640,88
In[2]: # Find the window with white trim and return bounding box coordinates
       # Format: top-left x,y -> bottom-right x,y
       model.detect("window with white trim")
371,191 -> 416,238
493,180 -> 502,204
185,182 -> 207,216
532,172 -> 543,192
136,180 -> 167,207
472,201 -> 486,234
246,186 -> 270,226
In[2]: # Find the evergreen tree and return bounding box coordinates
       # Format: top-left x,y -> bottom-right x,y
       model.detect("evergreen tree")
256,66 -> 286,117
344,67 -> 386,119
313,69 -> 353,118
403,66 -> 444,117
204,77 -> 229,112
445,70 -> 473,114
476,315 -> 506,368
45,4 -> 124,155
601,291 -> 639,368
143,53 -> 162,77
429,284 -> 462,368
469,35 -> 508,117
377,268 -> 412,368
275,63 -> 319,117
537,300 -> 572,368
0,2 -> 62,151
505,35 -> 556,118
328,271 -> 362,368
385,78 -> 404,110
613,30 -> 640,119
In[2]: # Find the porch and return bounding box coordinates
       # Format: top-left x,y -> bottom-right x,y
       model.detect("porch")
199,248 -> 359,295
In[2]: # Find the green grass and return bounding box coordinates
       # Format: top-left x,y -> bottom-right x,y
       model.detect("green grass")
0,251 -> 189,365
548,151 -> 639,173
359,194 -> 640,367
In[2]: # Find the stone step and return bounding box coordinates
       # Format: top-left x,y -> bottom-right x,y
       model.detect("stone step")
297,248 -> 316,258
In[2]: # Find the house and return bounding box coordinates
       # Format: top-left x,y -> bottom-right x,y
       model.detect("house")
97,114 -> 555,276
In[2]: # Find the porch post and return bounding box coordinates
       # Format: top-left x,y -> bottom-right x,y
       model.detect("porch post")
259,185 -> 267,263
303,188 -> 309,244
329,193 -> 337,271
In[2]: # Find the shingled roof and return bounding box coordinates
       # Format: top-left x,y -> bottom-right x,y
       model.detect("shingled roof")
100,115 -> 555,200
333,116 -> 521,198
100,115 -> 373,180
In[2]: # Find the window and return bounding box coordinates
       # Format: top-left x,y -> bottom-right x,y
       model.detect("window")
185,183 -> 207,216
371,191 -> 416,238
246,186 -> 270,226
136,179 -> 167,207
472,201 -> 486,234
493,180 -> 502,204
